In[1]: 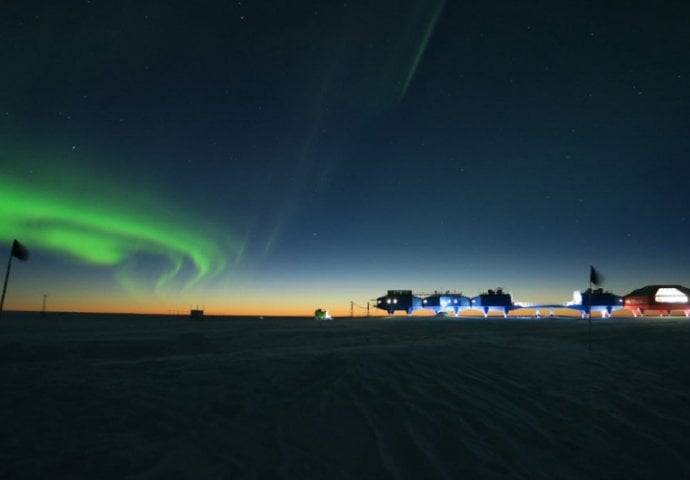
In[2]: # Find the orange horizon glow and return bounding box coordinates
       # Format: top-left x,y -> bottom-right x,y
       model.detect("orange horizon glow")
3,299 -> 391,317
5,304 -> 670,318
7,290 -> 686,318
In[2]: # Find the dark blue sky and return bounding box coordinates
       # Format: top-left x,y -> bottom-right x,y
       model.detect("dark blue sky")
1,0 -> 689,314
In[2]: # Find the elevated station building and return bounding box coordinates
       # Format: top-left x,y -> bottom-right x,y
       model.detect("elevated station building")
471,288 -> 514,317
376,288 -> 514,316
574,288 -> 625,317
376,290 -> 423,315
624,285 -> 690,317
373,284 -> 690,318
422,292 -> 471,315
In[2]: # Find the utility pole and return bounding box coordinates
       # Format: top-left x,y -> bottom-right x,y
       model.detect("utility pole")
350,301 -> 354,319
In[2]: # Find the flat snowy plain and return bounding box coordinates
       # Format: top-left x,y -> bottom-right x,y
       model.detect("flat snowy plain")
2,312 -> 690,479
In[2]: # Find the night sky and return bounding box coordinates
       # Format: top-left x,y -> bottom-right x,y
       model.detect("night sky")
2,1 -> 689,315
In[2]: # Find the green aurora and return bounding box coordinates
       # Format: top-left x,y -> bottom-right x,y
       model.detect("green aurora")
0,174 -> 234,293
259,0 -> 447,257
398,0 -> 446,101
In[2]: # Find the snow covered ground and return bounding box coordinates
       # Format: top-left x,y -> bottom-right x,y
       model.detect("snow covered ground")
2,312 -> 690,479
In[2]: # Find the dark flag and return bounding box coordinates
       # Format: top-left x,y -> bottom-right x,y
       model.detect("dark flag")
11,240 -> 29,261
1,240 -> 29,318
590,265 -> 603,286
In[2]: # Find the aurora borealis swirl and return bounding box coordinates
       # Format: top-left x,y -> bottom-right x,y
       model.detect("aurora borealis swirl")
0,174 -> 229,287
0,138 -> 237,307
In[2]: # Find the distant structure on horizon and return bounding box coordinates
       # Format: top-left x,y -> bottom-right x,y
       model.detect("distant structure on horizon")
314,308 -> 332,320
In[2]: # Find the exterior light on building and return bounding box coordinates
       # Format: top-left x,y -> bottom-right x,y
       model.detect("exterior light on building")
655,288 -> 688,303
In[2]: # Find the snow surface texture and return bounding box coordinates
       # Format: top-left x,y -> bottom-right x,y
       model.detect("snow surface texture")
2,313 -> 690,479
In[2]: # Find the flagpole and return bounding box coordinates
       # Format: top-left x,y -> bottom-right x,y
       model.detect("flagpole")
0,253 -> 13,320
588,274 -> 592,351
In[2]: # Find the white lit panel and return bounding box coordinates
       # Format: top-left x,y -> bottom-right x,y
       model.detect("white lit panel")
655,288 -> 688,304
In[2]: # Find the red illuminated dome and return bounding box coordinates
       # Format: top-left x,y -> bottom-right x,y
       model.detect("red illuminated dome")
624,285 -> 690,317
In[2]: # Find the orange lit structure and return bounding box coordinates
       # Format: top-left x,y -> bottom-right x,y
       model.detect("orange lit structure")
624,285 -> 690,317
